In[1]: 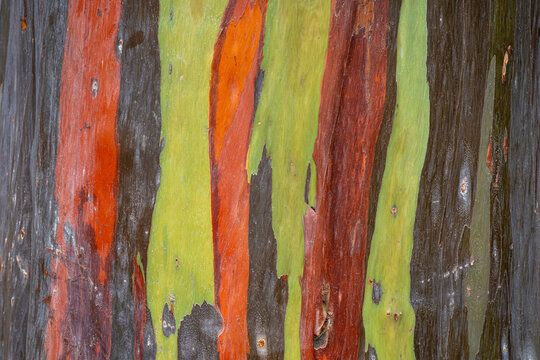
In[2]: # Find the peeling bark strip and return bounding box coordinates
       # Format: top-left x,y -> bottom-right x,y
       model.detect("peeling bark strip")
409,0 -> 490,358
478,1 -> 515,358
300,0 -> 388,358
111,0 -> 161,359
147,1 -> 226,357
247,148 -> 288,359
510,1 -> 540,357
46,1 -> 122,358
362,0 -> 429,358
208,1 -> 268,358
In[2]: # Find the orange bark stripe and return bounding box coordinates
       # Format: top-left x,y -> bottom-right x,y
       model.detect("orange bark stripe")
211,1 -> 267,162
209,0 -> 268,358
45,1 -> 121,358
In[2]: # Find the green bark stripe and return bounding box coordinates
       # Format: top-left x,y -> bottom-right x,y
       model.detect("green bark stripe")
247,1 -> 331,358
362,0 -> 429,358
147,1 -> 227,358
465,56 -> 495,359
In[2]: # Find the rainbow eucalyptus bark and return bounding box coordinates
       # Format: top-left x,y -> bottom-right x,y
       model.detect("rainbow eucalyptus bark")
509,1 -> 540,357
410,1 -> 490,358
0,1 -> 67,358
478,1 -> 515,358
45,1 -> 123,358
208,1 -> 268,357
300,0 -> 388,358
111,0 -> 162,359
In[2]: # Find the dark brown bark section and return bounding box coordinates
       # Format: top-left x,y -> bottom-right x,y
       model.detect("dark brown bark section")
301,0 -> 388,358
247,147 -> 288,359
478,1 -> 515,358
110,0 -> 161,358
509,1 -> 540,357
0,0 -> 68,358
177,302 -> 222,360
410,1 -> 490,358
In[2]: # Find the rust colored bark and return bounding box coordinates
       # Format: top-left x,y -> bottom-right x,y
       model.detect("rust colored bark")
209,1 -> 268,358
45,1 -> 122,358
301,0 -> 388,358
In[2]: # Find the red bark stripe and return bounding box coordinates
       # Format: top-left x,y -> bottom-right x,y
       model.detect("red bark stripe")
301,0 -> 388,358
133,255 -> 146,360
209,0 -> 268,358
45,1 -> 122,358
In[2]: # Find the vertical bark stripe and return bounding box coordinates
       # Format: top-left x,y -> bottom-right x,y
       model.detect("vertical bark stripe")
111,0 -> 162,358
362,0 -> 429,358
410,0 -> 490,358
209,0 -> 268,358
509,1 -> 540,356
147,1 -> 227,358
301,0 -> 388,358
247,148 -> 289,359
46,0 -> 122,358
247,2 -> 331,356
477,1 -> 514,357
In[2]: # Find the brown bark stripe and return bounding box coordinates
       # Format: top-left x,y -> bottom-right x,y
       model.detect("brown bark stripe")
301,0 -> 389,358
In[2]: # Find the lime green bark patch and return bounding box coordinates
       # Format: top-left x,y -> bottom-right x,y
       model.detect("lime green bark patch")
362,0 -> 430,358
465,56 -> 495,359
247,1 -> 331,358
146,1 -> 227,358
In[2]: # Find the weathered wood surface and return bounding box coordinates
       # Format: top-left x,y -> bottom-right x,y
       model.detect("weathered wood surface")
1,0 -> 538,359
